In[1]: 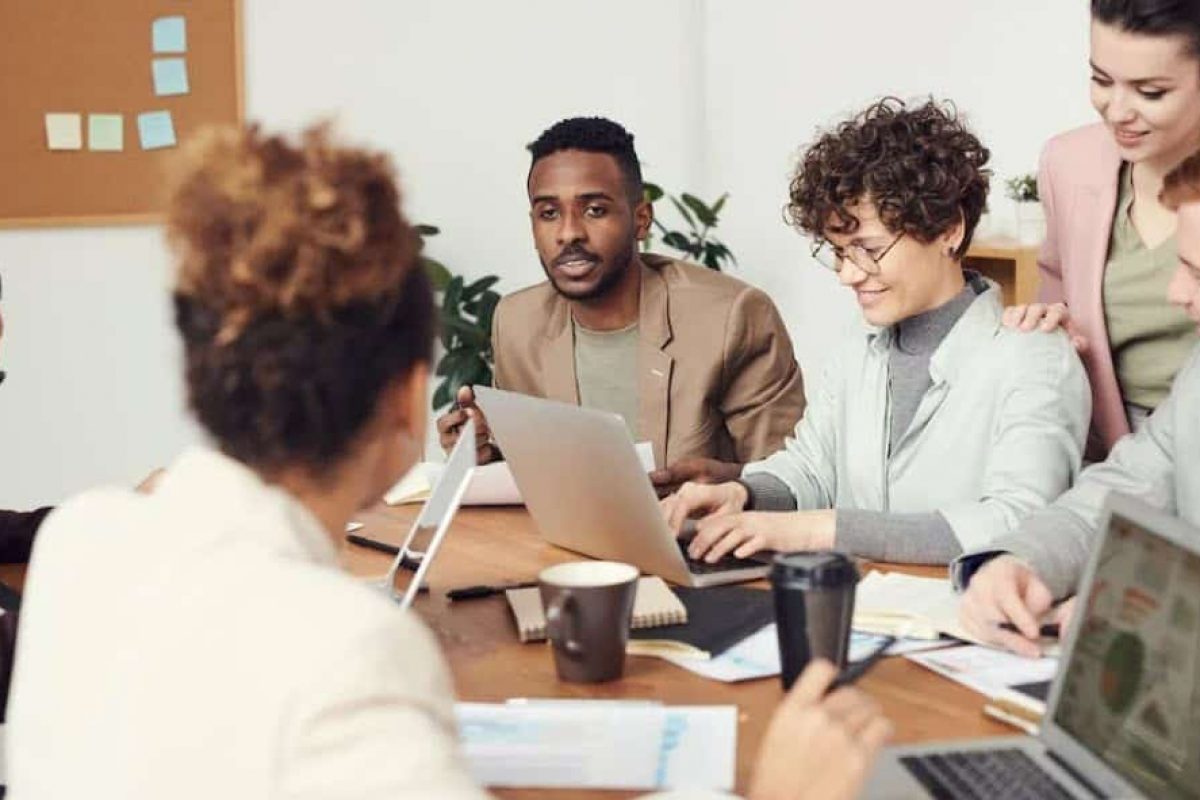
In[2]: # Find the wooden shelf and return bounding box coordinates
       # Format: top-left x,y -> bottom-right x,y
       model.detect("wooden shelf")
964,236 -> 1040,306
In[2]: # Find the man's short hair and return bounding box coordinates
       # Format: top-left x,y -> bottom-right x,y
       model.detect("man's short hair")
527,117 -> 644,204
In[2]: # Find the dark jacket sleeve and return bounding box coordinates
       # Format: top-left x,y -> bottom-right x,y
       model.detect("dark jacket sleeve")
0,507 -> 53,564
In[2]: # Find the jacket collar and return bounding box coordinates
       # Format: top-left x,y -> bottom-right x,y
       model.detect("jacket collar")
539,254 -> 676,465
866,271 -> 1001,386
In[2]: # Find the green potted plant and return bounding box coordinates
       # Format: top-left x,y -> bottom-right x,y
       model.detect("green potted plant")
642,182 -> 736,271
416,225 -> 500,410
1005,174 -> 1044,246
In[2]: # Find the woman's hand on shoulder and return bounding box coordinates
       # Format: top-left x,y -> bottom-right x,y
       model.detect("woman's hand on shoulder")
1001,303 -> 1088,353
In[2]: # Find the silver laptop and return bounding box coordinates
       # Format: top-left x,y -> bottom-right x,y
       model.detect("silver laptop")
473,387 -> 768,587
865,492 -> 1200,799
377,418 -> 477,609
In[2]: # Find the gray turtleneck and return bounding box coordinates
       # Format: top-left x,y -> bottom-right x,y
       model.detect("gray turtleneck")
741,283 -> 977,564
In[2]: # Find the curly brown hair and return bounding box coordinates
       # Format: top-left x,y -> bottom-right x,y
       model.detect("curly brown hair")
1161,148 -> 1200,208
166,123 -> 433,476
786,97 -> 991,260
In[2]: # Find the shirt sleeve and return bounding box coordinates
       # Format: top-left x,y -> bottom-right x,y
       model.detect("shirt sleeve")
836,509 -> 962,564
719,287 -> 806,463
741,352 -> 839,510
957,348 -> 1189,598
1035,139 -> 1065,306
935,331 -> 1090,554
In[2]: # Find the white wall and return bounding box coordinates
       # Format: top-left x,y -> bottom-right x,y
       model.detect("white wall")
0,0 -> 1099,508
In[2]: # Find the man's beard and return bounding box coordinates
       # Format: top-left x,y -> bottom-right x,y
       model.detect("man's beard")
541,245 -> 634,303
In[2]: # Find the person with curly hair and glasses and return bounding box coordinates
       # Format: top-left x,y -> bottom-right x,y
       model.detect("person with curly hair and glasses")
661,98 -> 1092,566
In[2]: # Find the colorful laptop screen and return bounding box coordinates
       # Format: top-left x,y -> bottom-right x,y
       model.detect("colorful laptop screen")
1053,513 -> 1200,799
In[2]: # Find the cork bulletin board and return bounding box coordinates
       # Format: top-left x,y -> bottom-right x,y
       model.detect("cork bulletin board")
0,0 -> 243,227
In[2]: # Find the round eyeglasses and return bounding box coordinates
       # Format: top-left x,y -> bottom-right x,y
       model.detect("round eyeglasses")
810,232 -> 904,275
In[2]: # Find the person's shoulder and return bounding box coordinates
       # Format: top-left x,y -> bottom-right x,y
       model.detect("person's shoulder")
36,486 -> 147,555
991,319 -> 1080,381
497,279 -> 557,313
647,253 -> 755,299
1042,122 -> 1116,168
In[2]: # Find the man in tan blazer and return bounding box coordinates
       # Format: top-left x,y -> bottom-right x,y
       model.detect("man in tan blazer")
437,117 -> 804,489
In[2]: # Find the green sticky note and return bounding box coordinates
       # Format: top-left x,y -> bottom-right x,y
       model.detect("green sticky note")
137,111 -> 176,150
152,58 -> 189,96
88,114 -> 123,152
45,113 -> 82,150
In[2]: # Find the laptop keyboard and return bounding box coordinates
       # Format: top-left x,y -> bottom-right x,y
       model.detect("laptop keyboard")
900,749 -> 1074,800
677,540 -> 766,574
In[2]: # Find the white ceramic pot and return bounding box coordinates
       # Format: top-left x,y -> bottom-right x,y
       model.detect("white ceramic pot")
1014,202 -> 1046,246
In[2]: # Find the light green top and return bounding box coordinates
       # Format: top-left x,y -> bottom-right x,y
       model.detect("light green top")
1104,163 -> 1197,409
572,317 -> 640,435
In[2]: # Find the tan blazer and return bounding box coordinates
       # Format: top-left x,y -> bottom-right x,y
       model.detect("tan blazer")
1036,123 -> 1126,454
492,254 -> 805,468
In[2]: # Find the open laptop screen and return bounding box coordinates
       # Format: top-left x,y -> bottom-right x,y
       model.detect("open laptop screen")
1052,512 -> 1200,799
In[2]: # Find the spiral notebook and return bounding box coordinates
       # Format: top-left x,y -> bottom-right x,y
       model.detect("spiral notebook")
507,576 -> 687,643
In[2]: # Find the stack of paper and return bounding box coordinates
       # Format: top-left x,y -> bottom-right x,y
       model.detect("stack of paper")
906,644 -> 1059,700
387,441 -> 655,506
455,700 -> 736,791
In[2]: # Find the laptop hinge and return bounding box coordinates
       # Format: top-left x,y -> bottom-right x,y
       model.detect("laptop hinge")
1046,749 -> 1104,798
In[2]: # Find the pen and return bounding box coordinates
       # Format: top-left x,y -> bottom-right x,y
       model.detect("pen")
998,623 -> 1061,638
346,535 -> 422,572
829,636 -> 895,692
446,581 -> 538,601
346,533 -> 400,555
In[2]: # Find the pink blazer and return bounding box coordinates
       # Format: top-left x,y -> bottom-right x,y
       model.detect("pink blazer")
1036,122 -> 1126,455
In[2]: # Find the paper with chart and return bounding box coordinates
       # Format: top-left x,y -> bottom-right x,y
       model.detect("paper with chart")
906,644 -> 1059,698
455,700 -> 735,791
387,441 -> 655,506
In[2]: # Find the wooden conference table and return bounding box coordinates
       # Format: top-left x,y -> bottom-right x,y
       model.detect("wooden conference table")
339,503 -> 1010,799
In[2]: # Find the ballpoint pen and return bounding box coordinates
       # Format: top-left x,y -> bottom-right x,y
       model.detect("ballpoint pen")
446,581 -> 538,601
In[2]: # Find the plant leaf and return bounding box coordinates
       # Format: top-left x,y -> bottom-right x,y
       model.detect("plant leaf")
441,314 -> 487,349
643,182 -> 664,203
415,224 -> 440,237
682,193 -> 717,227
476,292 -> 500,336
442,275 -> 464,313
422,257 -> 453,292
668,196 -> 696,228
662,231 -> 692,252
432,379 -> 452,411
463,275 -> 500,299
711,193 -> 728,217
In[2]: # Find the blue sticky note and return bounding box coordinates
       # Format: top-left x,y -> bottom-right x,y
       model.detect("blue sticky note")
152,16 -> 187,53
152,58 -> 189,96
137,111 -> 176,150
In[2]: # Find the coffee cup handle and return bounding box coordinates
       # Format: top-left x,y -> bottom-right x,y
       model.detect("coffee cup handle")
545,592 -> 583,656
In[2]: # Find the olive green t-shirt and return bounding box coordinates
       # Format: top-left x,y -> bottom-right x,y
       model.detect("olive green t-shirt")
572,318 -> 640,435
1103,163 -> 1197,409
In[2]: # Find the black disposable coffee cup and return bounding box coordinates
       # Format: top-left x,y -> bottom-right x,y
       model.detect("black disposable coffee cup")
771,551 -> 859,690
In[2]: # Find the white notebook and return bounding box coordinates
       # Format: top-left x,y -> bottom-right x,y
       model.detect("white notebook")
506,576 -> 686,643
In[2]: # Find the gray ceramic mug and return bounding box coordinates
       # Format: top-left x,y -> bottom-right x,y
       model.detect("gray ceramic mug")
538,561 -> 638,683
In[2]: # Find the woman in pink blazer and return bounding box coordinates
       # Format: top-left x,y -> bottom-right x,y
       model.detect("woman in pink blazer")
1010,0 -> 1200,456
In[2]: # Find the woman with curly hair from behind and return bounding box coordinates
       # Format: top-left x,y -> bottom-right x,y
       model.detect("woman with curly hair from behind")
663,98 -> 1092,566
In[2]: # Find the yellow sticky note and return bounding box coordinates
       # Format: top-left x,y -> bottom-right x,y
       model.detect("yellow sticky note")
45,113 -> 82,150
88,114 -> 124,152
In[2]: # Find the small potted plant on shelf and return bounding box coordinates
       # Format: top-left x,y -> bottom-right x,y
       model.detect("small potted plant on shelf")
1005,174 -> 1045,246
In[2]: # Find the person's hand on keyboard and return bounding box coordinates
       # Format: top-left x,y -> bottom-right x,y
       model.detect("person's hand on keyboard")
686,507 -> 836,563
660,480 -> 749,535
748,659 -> 892,800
